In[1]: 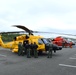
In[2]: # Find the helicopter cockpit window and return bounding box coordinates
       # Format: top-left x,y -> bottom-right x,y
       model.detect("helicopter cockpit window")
38,39 -> 44,44
41,38 -> 52,44
41,38 -> 49,44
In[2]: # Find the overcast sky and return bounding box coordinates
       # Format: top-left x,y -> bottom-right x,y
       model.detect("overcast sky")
0,0 -> 76,38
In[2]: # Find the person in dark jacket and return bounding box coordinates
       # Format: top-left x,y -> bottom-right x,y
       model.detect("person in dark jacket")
30,43 -> 34,56
47,43 -> 53,58
33,42 -> 38,58
25,40 -> 31,58
23,40 -> 27,54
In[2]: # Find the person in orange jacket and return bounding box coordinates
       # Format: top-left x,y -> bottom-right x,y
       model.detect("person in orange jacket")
69,42 -> 72,48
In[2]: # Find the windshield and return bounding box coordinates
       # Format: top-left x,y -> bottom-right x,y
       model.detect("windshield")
38,39 -> 44,44
41,38 -> 50,44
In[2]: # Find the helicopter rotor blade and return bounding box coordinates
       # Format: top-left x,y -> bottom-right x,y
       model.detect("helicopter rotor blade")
39,32 -> 76,36
12,25 -> 76,36
30,31 -> 76,36
12,25 -> 33,34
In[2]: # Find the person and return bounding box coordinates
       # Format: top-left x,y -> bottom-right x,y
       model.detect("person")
69,42 -> 72,48
30,43 -> 34,56
47,43 -> 53,58
18,42 -> 25,56
23,40 -> 27,54
25,40 -> 31,58
33,42 -> 38,58
62,41 -> 65,48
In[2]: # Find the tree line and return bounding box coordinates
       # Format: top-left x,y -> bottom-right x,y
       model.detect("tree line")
1,33 -> 21,42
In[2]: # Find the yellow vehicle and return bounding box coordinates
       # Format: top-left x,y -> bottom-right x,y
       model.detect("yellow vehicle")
0,25 -> 45,53
0,25 -> 62,54
0,34 -> 46,53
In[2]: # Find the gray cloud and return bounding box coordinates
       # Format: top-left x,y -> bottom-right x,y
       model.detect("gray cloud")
0,0 -> 76,38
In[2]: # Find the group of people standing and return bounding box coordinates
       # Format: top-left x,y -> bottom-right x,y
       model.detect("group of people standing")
18,40 -> 38,58
18,40 -> 53,58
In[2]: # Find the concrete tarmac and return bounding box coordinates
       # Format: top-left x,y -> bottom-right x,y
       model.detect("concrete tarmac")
0,47 -> 76,75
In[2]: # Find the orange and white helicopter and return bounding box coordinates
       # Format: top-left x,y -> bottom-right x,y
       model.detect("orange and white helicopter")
52,36 -> 75,48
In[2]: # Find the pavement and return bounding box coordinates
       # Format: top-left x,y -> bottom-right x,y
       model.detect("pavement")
0,47 -> 76,75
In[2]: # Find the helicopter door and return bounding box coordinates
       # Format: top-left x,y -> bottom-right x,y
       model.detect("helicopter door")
37,39 -> 45,51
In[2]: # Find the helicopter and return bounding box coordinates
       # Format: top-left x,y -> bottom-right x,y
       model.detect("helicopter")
0,25 -> 62,54
52,36 -> 75,48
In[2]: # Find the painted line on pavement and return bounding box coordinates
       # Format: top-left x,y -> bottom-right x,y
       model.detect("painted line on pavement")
59,64 -> 76,68
69,57 -> 76,59
0,54 -> 7,57
0,49 -> 11,51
